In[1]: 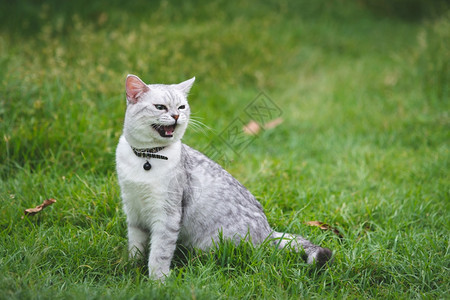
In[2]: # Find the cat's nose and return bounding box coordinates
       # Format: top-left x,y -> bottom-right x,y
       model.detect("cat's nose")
171,114 -> 179,120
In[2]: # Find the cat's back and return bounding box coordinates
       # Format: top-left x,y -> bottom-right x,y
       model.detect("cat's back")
180,144 -> 250,197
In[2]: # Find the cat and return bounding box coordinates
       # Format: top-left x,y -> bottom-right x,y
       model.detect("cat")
116,74 -> 333,280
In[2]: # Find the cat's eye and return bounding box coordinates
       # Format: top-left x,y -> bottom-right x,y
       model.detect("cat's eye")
178,105 -> 186,110
154,104 -> 167,111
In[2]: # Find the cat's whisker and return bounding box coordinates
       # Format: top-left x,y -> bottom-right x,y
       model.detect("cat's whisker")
188,124 -> 208,135
188,119 -> 208,129
188,117 -> 214,135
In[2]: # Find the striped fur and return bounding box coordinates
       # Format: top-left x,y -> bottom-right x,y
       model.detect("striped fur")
116,75 -> 332,280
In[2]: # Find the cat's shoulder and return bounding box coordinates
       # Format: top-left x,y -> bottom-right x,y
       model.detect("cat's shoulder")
180,143 -> 225,171
180,143 -> 209,162
116,135 -> 132,158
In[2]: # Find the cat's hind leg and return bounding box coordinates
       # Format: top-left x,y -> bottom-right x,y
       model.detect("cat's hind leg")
271,231 -> 333,267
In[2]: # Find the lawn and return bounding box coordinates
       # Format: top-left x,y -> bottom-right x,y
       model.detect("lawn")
0,0 -> 449,298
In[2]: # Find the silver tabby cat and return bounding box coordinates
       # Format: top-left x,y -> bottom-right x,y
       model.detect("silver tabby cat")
116,74 -> 332,280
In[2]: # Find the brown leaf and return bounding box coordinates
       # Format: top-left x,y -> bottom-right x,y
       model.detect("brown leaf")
242,120 -> 261,135
23,198 -> 56,217
263,117 -> 283,130
243,118 -> 284,135
306,221 -> 343,238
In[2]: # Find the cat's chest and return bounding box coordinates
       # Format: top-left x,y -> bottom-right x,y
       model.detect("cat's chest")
116,136 -> 181,201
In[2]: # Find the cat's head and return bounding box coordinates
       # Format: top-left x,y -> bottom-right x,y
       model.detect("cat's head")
123,74 -> 195,148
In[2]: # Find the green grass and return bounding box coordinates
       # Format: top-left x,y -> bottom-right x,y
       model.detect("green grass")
1,0 -> 449,298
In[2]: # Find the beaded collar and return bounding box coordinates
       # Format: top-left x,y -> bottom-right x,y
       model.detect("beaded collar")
130,146 -> 168,170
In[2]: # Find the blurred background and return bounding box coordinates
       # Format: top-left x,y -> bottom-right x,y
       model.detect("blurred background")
0,0 -> 448,177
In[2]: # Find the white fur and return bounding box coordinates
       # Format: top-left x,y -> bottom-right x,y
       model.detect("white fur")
116,136 -> 182,225
116,136 -> 183,278
117,75 -> 195,279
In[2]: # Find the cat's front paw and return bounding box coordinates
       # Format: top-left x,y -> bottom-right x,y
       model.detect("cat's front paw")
148,265 -> 170,281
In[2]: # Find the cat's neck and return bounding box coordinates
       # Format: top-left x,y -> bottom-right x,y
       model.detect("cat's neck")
124,135 -> 181,152
124,135 -> 179,150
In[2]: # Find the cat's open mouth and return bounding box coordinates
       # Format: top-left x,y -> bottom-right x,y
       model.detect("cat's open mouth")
152,124 -> 176,138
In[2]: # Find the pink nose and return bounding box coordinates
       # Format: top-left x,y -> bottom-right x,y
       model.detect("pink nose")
172,114 -> 179,120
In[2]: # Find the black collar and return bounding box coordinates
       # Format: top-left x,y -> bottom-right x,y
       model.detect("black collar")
130,146 -> 168,161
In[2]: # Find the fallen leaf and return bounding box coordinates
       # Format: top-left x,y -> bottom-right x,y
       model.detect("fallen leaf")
242,120 -> 261,135
23,198 -> 56,217
243,118 -> 284,135
263,117 -> 283,130
306,221 -> 343,238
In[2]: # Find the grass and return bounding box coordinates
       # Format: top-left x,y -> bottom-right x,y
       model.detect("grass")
0,0 -> 449,298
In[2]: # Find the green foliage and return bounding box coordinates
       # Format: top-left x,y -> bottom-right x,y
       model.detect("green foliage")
359,0 -> 449,20
0,0 -> 449,298
416,13 -> 450,102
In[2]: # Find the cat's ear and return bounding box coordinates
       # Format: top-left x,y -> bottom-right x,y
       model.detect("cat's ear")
174,77 -> 195,95
126,74 -> 150,104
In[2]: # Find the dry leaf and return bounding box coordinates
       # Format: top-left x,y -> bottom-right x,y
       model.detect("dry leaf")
23,198 -> 56,217
243,118 -> 284,135
243,120 -> 261,135
263,117 -> 283,130
306,221 -> 343,238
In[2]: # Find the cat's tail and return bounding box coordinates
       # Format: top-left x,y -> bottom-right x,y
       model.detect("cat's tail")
271,231 -> 333,267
